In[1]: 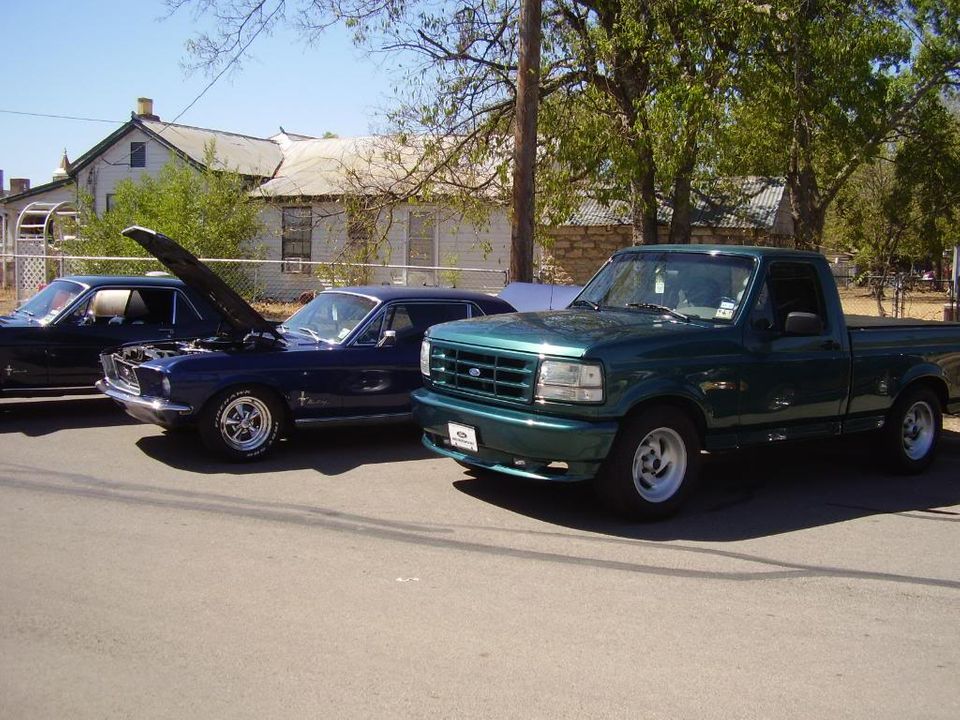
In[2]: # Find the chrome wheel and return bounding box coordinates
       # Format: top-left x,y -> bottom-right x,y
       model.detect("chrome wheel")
220,395 -> 272,452
901,400 -> 935,461
631,427 -> 688,503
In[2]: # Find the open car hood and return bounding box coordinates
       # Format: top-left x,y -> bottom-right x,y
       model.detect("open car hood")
122,226 -> 278,338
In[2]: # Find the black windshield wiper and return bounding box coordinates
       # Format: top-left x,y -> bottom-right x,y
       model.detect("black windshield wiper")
626,303 -> 691,322
571,299 -> 601,311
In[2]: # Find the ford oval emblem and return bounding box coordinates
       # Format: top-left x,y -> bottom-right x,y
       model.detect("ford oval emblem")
468,367 -> 481,377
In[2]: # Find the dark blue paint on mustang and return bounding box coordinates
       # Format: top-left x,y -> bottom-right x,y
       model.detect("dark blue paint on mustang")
100,284 -> 515,460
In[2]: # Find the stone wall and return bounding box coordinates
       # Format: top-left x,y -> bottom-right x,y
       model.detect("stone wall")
540,225 -> 792,285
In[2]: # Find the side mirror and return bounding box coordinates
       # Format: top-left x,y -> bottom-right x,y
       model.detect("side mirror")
785,311 -> 823,336
377,329 -> 397,348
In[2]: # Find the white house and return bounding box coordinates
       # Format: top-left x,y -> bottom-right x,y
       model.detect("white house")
1,98 -> 512,299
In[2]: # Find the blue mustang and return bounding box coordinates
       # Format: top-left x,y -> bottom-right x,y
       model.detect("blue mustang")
98,227 -> 515,460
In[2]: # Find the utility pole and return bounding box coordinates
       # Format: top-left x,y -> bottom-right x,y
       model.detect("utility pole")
509,0 -> 541,283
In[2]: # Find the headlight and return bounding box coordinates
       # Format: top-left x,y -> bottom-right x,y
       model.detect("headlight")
161,376 -> 172,397
536,360 -> 604,402
420,339 -> 431,377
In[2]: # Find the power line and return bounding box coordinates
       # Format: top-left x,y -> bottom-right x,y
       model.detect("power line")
0,109 -> 122,124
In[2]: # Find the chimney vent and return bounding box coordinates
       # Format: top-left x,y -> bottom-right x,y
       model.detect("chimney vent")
136,97 -> 159,121
10,178 -> 31,195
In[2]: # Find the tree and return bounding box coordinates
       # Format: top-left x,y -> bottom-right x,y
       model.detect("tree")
169,0 -> 756,248
827,99 -> 960,314
73,143 -> 264,260
721,0 -> 960,250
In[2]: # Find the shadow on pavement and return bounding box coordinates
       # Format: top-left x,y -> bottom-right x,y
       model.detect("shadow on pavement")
0,396 -> 136,435
452,429 -> 960,542
135,422 -> 432,475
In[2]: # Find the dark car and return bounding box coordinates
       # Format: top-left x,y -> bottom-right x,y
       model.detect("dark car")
98,226 -> 515,460
1,274 -> 223,396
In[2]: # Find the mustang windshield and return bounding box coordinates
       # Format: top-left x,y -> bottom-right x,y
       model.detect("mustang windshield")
14,279 -> 85,325
576,252 -> 755,323
281,292 -> 377,343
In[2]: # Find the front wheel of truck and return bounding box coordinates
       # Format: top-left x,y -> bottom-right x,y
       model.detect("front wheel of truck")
883,386 -> 942,474
597,407 -> 702,520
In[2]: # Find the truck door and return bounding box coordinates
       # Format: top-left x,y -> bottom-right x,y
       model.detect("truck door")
738,261 -> 850,444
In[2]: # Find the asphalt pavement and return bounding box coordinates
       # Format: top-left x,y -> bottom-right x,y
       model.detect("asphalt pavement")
1,396 -> 958,719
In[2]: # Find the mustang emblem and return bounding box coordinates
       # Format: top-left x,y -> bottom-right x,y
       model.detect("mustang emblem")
468,367 -> 481,377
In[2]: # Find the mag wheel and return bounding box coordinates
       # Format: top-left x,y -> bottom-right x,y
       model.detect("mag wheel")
201,387 -> 284,461
597,406 -> 701,520
883,386 -> 941,474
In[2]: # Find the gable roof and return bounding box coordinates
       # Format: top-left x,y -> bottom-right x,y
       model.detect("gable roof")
566,177 -> 789,232
65,117 -> 283,180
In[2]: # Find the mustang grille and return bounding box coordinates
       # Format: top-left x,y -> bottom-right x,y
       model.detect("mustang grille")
105,354 -> 141,394
429,342 -> 536,403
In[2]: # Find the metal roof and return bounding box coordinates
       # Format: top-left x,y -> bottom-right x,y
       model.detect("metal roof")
566,177 -> 788,231
139,120 -> 283,178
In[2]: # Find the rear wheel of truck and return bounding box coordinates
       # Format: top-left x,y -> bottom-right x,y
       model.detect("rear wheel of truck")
883,386 -> 941,474
200,387 -> 284,461
597,406 -> 702,520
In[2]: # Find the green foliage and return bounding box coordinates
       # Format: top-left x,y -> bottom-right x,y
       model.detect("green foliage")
828,100 -> 960,280
71,143 -> 264,262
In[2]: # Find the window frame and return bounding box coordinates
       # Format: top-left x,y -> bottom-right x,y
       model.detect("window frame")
281,206 -> 313,274
129,142 -> 146,168
406,210 -> 438,285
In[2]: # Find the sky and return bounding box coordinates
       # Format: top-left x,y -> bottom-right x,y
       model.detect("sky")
0,0 -> 400,189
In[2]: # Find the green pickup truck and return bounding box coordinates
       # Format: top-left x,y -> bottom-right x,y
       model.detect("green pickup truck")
412,245 -> 960,519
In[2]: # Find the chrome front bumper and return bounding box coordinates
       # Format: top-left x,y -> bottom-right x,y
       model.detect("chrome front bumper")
96,378 -> 193,416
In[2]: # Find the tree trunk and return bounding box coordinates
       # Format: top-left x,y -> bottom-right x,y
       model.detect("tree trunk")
787,0 -> 826,251
669,143 -> 696,244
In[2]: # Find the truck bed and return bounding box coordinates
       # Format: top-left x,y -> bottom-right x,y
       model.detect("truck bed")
845,314 -> 959,329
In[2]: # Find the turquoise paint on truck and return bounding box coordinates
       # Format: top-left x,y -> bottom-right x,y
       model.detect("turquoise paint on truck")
412,245 -> 960,520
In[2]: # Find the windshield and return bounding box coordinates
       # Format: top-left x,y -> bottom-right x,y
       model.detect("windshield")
13,279 -> 85,325
575,251 -> 756,323
280,292 -> 378,343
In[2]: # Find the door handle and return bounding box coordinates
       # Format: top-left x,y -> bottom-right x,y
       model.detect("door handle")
820,340 -> 841,351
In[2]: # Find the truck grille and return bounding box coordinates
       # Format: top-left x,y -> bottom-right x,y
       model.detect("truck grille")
429,342 -> 536,403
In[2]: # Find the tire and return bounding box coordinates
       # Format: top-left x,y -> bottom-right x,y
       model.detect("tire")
199,387 -> 284,461
882,386 -> 942,474
596,406 -> 702,520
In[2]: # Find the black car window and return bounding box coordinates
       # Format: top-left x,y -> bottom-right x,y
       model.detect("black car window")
173,292 -> 202,323
133,289 -> 175,324
354,301 -> 471,346
67,288 -> 179,326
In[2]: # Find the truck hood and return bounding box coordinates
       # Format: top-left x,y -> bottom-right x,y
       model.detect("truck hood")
426,308 -> 713,358
121,226 -> 278,339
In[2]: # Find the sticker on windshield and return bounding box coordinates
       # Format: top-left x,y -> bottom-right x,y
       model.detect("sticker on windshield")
338,327 -> 351,340
715,307 -> 734,320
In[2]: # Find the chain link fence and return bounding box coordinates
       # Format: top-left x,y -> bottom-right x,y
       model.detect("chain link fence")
831,270 -> 957,321
1,253 -> 509,318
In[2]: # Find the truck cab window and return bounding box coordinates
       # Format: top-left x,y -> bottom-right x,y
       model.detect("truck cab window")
754,262 -> 827,332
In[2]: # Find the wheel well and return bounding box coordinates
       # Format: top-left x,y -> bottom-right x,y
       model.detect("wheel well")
623,396 -> 708,442
898,376 -> 948,411
203,383 -> 291,429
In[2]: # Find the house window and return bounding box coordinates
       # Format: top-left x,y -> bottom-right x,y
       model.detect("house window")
282,206 -> 313,273
130,142 -> 146,168
407,211 -> 437,285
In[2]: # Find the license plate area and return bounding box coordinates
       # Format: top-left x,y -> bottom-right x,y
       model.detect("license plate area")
447,422 -> 478,452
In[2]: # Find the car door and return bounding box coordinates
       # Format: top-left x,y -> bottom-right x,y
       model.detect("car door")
738,261 -> 850,444
46,286 -> 184,388
338,301 -> 474,416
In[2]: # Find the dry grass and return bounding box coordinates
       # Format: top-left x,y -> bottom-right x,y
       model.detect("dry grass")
252,299 -> 302,321
838,286 -> 955,321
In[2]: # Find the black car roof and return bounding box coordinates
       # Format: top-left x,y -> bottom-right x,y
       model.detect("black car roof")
331,286 -> 514,308
60,275 -> 187,289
